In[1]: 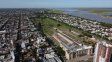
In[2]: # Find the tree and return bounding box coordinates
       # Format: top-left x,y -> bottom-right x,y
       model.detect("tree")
57,24 -> 61,27
38,22 -> 42,31
56,46 -> 65,56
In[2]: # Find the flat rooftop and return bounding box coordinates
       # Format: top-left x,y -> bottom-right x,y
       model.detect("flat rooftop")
53,33 -> 92,53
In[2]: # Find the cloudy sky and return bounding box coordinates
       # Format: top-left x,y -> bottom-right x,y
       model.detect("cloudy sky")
0,0 -> 112,8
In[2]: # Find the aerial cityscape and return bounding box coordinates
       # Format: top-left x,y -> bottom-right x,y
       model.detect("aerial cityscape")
0,0 -> 112,62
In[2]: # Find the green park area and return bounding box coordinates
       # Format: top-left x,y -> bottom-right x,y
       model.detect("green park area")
32,16 -> 96,45
34,18 -> 73,36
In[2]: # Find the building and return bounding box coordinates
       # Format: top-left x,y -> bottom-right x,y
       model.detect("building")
41,47 -> 62,62
94,41 -> 112,62
0,30 -> 15,62
53,33 -> 93,62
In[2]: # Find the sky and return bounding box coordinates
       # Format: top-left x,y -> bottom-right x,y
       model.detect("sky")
0,0 -> 112,8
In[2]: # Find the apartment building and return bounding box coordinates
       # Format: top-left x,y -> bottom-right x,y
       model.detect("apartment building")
94,41 -> 112,62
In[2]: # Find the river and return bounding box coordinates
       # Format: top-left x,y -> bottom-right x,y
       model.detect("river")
58,8 -> 112,23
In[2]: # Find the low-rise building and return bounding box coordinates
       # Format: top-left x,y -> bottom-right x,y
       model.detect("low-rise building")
53,32 -> 93,62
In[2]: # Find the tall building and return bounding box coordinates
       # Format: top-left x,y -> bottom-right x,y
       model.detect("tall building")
94,41 -> 112,62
